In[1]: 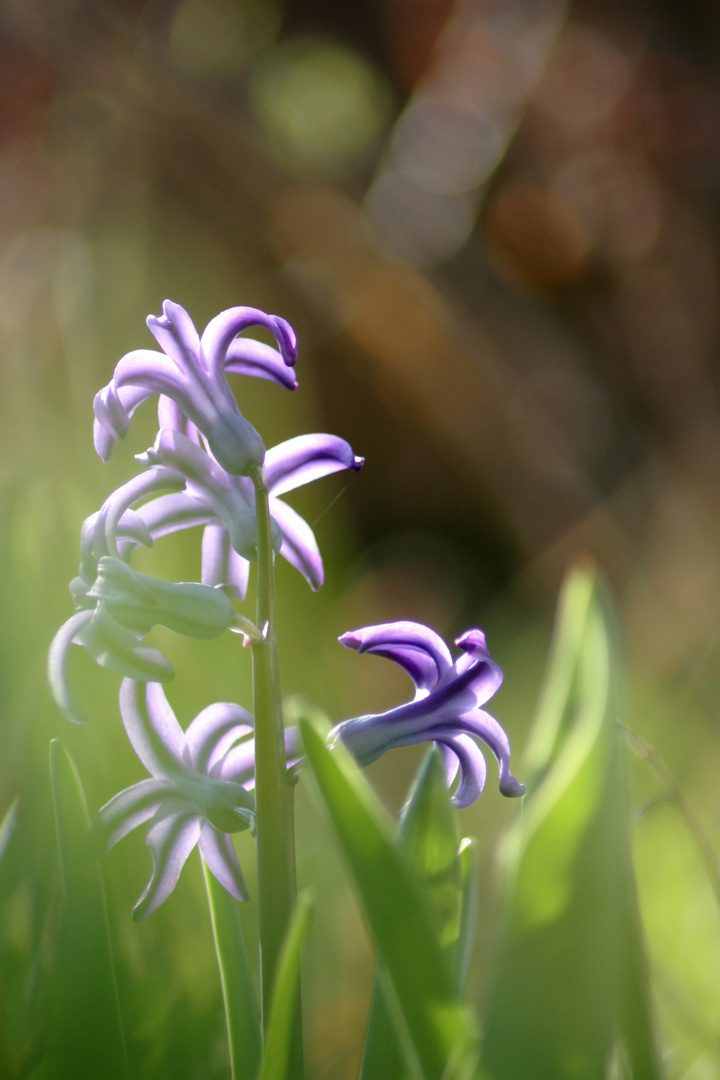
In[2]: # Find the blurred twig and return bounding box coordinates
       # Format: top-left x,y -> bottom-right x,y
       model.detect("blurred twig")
618,720 -> 720,906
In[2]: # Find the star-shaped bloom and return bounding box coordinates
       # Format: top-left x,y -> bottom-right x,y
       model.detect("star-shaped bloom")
80,428 -> 362,597
96,679 -> 299,919
330,621 -> 524,807
138,428 -> 364,594
93,300 -> 297,475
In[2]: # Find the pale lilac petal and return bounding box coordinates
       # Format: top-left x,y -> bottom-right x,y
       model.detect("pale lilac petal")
138,492 -> 214,539
47,609 -> 94,723
139,429 -> 230,496
201,523 -> 230,589
157,394 -> 186,431
431,733 -> 487,808
112,509 -> 153,550
226,547 -> 250,600
133,805 -> 201,919
225,338 -> 298,390
111,348 -> 192,403
76,607 -> 175,682
201,306 -> 297,382
146,301 -> 203,375
97,467 -> 185,559
339,621 -> 454,692
210,739 -> 256,785
139,429 -> 262,559
184,702 -> 254,773
269,498 -> 323,590
93,417 -> 116,462
264,434 -> 363,497
97,778 -> 173,847
93,380 -> 153,443
212,727 -> 299,786
198,822 -> 248,901
119,679 -> 188,780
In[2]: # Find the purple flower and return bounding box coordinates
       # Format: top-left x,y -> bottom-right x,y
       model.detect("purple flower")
329,621 -> 524,807
96,679 -> 300,919
132,429 -> 363,595
93,300 -> 297,475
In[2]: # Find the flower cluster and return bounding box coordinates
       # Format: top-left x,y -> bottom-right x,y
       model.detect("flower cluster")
331,621 -> 524,805
49,302 -> 363,723
49,298 -> 522,918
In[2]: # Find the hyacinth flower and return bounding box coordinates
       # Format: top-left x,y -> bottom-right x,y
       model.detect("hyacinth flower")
93,300 -> 298,475
330,621 -> 525,807
137,427 -> 364,594
96,679 -> 300,919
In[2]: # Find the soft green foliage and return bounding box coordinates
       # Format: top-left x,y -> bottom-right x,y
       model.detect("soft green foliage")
49,740 -> 128,1080
480,564 -> 663,1080
259,890 -> 313,1080
300,718 -> 479,1080
0,799 -> 18,865
361,749 -> 477,1080
203,863 -> 262,1080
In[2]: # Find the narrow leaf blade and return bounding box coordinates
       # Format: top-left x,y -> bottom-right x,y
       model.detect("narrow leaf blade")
301,718 -> 478,1080
258,890 -> 313,1080
481,566 -> 663,1080
49,739 -> 129,1080
203,862 -> 262,1080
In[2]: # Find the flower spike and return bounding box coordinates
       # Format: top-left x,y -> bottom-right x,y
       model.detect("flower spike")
330,620 -> 524,807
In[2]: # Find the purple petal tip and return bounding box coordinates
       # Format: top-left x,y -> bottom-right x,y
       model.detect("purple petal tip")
338,630 -> 362,650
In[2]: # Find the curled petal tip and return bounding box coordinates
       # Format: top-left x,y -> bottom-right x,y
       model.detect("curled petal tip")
455,629 -> 488,654
500,775 -> 525,798
338,630 -> 362,650
272,316 -> 297,366
352,456 -> 364,471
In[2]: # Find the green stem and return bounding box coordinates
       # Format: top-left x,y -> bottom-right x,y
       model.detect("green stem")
203,862 -> 262,1080
250,467 -> 303,1077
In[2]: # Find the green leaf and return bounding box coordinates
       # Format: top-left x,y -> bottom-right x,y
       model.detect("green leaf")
301,718 -> 478,1080
0,797 -> 18,864
258,890 -> 313,1080
49,739 -> 129,1080
399,749 -> 463,956
362,750 -> 471,1080
202,862 -> 262,1080
454,838 -> 478,997
480,564 -> 663,1080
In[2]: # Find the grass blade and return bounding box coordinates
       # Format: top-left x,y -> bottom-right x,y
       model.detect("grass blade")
49,738 -> 129,1080
258,890 -> 313,1080
203,861 -> 262,1080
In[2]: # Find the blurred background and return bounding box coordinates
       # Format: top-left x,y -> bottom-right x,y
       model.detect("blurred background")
0,0 -> 719,1076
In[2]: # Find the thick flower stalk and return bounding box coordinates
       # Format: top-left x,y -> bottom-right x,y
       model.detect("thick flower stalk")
96,679 -> 299,919
93,300 -> 297,475
330,621 -> 525,806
